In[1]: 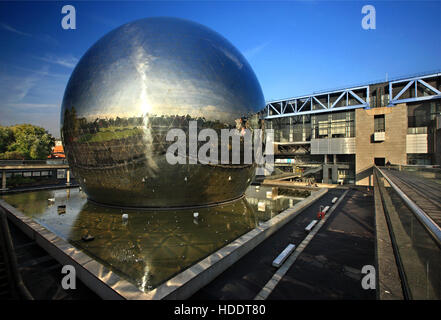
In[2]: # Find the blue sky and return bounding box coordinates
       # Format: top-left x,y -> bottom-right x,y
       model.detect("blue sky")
0,0 -> 440,137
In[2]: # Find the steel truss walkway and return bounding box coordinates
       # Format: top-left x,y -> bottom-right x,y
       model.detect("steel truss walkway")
264,72 -> 441,119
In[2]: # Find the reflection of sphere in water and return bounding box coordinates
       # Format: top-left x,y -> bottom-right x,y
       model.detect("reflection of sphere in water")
60,17 -> 265,208
71,197 -> 256,290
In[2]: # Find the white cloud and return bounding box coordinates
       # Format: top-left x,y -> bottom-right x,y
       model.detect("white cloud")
0,70 -> 44,103
0,22 -> 31,37
7,103 -> 58,110
36,54 -> 79,69
1,22 -> 59,46
243,41 -> 270,60
36,34 -> 59,46
9,65 -> 69,79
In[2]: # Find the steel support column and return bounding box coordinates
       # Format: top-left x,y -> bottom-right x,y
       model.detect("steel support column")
1,170 -> 6,190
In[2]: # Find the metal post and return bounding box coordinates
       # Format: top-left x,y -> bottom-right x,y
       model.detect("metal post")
290,116 -> 293,142
66,169 -> 71,186
1,170 -> 6,190
366,86 -> 370,108
388,82 -> 392,105
424,260 -> 429,299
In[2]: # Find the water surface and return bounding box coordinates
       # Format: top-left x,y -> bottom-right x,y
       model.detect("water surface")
2,185 -> 309,291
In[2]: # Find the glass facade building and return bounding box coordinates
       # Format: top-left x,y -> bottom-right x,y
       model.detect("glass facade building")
263,72 -> 441,185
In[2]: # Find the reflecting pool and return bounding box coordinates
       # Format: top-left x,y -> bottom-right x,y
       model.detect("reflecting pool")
2,185 -> 309,291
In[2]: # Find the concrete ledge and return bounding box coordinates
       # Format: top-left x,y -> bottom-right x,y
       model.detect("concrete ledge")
0,184 -> 79,195
145,187 -> 328,300
373,173 -> 404,300
262,180 -> 348,190
0,188 -> 328,300
0,199 -> 128,300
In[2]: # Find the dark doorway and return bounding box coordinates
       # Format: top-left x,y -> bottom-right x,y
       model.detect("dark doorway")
374,158 -> 385,166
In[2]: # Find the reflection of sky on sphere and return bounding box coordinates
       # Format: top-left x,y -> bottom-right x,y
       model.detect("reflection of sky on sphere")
61,17 -> 264,124
60,17 -> 266,207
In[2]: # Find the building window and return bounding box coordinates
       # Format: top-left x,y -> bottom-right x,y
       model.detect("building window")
374,158 -> 385,166
311,111 -> 355,139
374,114 -> 385,132
407,154 -> 432,165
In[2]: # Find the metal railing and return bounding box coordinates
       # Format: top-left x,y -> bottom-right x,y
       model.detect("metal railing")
374,166 -> 441,299
0,159 -> 68,166
265,69 -> 441,102
388,164 -> 441,181
377,166 -> 441,246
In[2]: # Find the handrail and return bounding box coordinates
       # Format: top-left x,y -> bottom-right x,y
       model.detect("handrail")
389,164 -> 441,172
375,166 -> 441,247
0,159 -> 68,165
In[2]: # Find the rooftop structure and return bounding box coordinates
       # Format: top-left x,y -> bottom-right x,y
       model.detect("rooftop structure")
261,71 -> 441,186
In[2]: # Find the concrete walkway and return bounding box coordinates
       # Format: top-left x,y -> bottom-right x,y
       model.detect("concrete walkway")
267,189 -> 375,299
191,188 -> 376,300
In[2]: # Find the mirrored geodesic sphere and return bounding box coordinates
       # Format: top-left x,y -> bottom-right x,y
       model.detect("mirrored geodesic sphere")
61,17 -> 265,208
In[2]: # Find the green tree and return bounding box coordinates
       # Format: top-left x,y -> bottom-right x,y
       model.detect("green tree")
0,124 -> 55,160
0,126 -> 14,153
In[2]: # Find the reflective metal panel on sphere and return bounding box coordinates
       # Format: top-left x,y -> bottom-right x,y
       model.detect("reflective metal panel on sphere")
61,17 -> 265,208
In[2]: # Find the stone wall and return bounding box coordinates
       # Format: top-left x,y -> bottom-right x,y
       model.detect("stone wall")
355,104 -> 408,185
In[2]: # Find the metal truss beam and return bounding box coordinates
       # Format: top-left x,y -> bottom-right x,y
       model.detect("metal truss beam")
265,104 -> 364,119
389,73 -> 441,105
264,86 -> 369,119
264,72 -> 441,119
